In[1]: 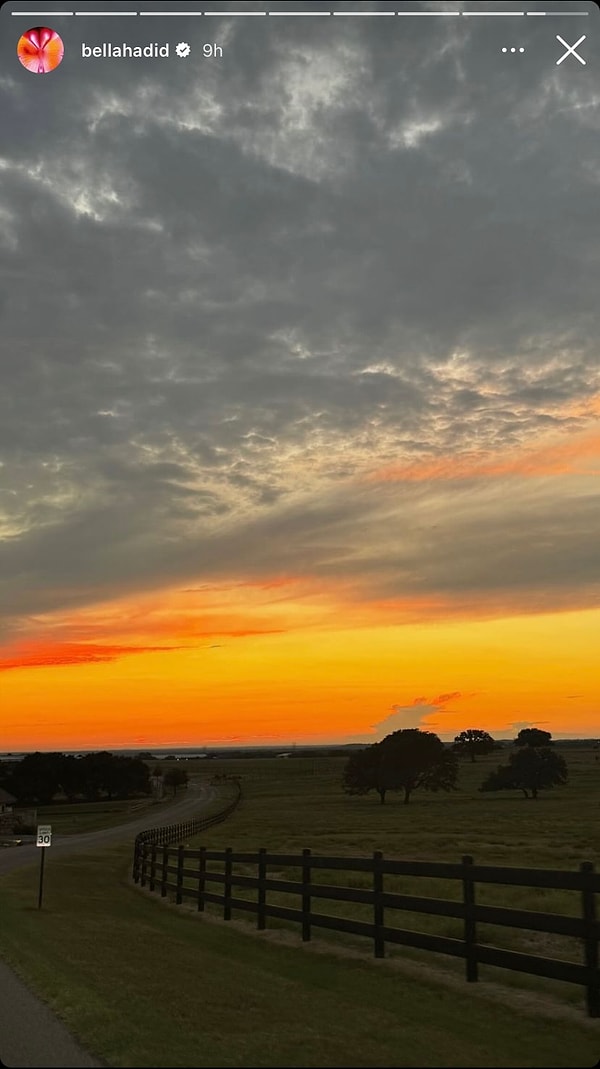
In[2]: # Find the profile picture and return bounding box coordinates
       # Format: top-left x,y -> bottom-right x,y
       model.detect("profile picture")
17,26 -> 64,74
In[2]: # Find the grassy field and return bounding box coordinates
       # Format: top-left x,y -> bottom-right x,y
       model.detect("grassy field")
176,749 -> 600,1010
31,796 -> 165,835
0,751 -> 599,1067
186,748 -> 599,866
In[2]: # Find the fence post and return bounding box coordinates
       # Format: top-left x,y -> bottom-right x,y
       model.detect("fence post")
462,855 -> 478,982
149,843 -> 157,893
581,861 -> 599,1017
257,848 -> 267,930
161,845 -> 169,898
302,849 -> 311,942
132,838 -> 140,883
224,847 -> 233,920
176,844 -> 184,905
373,851 -> 385,958
140,844 -> 148,888
197,846 -> 206,912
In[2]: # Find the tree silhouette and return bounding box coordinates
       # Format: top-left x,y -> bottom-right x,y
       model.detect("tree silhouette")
453,729 -> 495,763
4,751 -> 151,805
480,747 -> 567,800
58,755 -> 86,802
164,767 -> 189,796
4,752 -> 63,805
342,742 -> 395,805
343,729 -> 459,805
514,728 -> 552,748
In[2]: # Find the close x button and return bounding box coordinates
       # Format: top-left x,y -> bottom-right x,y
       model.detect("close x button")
556,34 -> 587,66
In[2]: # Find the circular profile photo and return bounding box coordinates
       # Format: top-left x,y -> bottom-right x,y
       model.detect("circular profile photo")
17,27 -> 65,74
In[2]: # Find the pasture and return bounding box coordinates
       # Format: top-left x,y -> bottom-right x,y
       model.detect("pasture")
0,748 -> 598,1067
187,747 -> 598,867
178,747 -> 600,1010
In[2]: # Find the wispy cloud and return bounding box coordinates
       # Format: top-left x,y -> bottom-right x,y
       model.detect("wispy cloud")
367,426 -> 600,484
370,691 -> 464,738
0,642 -> 182,671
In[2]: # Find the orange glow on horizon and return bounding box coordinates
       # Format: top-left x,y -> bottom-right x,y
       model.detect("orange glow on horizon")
2,582 -> 599,750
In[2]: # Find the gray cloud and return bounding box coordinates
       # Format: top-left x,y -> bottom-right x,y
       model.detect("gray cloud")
1,1 -> 599,640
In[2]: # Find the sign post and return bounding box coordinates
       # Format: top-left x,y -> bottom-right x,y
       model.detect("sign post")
36,825 -> 52,909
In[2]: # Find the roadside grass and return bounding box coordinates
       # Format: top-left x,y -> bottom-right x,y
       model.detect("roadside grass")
27,772 -> 225,835
0,841 -> 598,1068
33,797 -> 169,835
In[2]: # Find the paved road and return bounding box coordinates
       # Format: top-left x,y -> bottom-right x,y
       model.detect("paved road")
0,961 -> 103,1069
0,783 -> 216,1067
0,780 -> 215,877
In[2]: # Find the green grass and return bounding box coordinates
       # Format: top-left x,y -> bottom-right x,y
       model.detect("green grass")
175,749 -> 600,1010
1,749 -> 599,1066
186,748 -> 599,867
32,796 -> 163,835
0,842 -> 598,1068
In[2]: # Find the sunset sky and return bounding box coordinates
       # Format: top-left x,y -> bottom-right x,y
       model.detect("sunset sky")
1,1 -> 598,751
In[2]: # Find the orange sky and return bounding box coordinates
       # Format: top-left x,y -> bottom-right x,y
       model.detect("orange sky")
2,415 -> 599,751
2,575 -> 598,750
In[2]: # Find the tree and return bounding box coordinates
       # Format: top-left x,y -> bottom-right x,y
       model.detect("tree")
58,755 -> 86,802
7,752 -> 63,805
112,757 -> 151,799
78,753 -> 150,800
453,729 -> 495,763
342,743 -> 393,805
479,747 -> 567,800
343,729 -> 459,805
515,728 -> 552,748
79,752 -> 116,800
380,730 -> 459,804
164,767 -> 188,796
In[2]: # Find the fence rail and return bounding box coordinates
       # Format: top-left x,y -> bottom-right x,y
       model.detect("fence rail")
132,839 -> 600,1017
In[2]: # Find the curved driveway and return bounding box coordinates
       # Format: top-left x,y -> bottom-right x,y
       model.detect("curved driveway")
0,782 -> 216,1067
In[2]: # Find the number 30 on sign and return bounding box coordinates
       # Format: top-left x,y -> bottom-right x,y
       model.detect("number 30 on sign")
36,825 -> 52,847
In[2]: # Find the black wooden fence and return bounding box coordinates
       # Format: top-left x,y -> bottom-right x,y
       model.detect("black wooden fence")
132,840 -> 600,1017
131,783 -> 241,880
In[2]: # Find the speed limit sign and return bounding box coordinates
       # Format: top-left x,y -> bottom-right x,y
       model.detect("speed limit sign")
36,825 -> 52,847
36,825 -> 52,908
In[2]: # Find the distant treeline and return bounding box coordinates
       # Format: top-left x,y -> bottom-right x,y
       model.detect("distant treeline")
137,747 -> 358,761
2,739 -> 596,766
0,751 -> 150,806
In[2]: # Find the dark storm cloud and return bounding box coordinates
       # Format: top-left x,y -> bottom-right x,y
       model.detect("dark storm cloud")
0,1 -> 598,635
